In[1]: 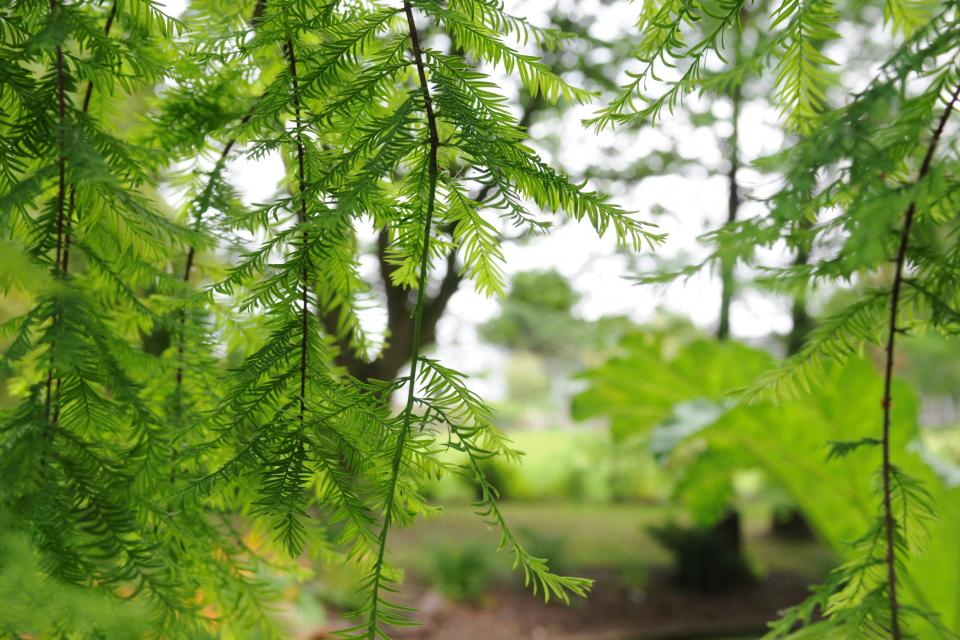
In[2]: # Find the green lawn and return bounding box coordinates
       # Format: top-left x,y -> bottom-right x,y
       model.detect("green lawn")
389,500 -> 835,581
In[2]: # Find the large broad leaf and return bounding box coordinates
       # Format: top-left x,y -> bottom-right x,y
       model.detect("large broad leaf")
574,333 -> 960,634
704,360 -> 959,636
905,473 -> 960,637
571,333 -> 773,441
702,360 -> 919,545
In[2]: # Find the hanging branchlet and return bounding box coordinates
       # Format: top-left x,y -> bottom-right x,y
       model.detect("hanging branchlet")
602,1 -> 960,638
3,0 -> 657,636
877,79 -> 960,639
762,73 -> 960,640
284,34 -> 312,427
42,0 -> 69,433
0,1 -> 286,635
352,2 -> 443,635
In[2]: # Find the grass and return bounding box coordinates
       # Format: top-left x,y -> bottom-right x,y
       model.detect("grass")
399,428 -> 836,586
389,500 -> 835,582
391,501 -> 676,571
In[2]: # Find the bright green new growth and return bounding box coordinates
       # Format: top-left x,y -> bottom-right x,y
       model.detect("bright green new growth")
1,0 -> 653,637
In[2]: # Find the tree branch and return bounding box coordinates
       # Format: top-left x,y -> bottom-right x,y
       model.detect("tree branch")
366,2 -> 441,634
44,0 -> 67,429
284,34 -> 311,423
881,79 -> 960,640
326,78 -> 545,382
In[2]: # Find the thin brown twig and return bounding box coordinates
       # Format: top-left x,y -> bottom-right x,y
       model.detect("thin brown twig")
44,0 -> 67,431
283,35 -> 311,424
880,79 -> 960,640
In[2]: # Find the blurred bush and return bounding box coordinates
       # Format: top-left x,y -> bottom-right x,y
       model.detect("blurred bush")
519,527 -> 569,573
427,544 -> 496,604
649,514 -> 754,592
425,429 -> 669,504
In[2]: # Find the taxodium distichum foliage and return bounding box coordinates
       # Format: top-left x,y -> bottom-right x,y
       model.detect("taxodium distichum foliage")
595,0 -> 960,637
0,0 -> 658,636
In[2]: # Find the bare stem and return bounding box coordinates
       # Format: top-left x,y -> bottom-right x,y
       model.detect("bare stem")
44,0 -> 67,429
881,79 -> 960,639
365,2 -> 441,635
283,35 -> 311,424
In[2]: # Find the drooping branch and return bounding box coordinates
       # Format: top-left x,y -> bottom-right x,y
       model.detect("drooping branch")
44,0 -> 68,427
173,2 -> 266,399
365,2 -> 441,634
64,2 -> 116,275
880,80 -> 960,640
284,34 -> 311,423
324,102 -> 541,382
51,2 -> 118,429
179,0 -> 270,285
80,3 -> 116,115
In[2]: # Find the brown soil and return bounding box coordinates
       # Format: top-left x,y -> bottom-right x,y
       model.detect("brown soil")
310,568 -> 811,640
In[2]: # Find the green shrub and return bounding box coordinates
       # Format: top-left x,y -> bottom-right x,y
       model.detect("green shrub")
519,527 -> 569,573
649,513 -> 754,592
427,544 -> 496,604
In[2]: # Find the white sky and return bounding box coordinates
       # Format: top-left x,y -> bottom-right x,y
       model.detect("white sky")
158,0 -> 800,394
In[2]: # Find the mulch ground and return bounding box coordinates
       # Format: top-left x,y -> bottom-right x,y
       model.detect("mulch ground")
309,567 -> 812,640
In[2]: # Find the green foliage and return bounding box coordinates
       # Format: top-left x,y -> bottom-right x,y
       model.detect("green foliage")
518,527 -> 570,574
594,0 -> 960,635
572,332 -> 772,442
1,0 -> 656,636
0,509 -> 151,639
576,332 -> 960,636
429,429 -> 666,504
427,543 -> 496,604
649,517 -> 754,592
478,269 -> 582,355
5,0 -> 960,637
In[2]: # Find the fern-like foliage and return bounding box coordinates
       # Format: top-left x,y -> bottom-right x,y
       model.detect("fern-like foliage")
598,0 -> 960,638
20,0 -> 659,637
0,1 -> 285,635
591,0 -> 845,132
765,466 -> 948,639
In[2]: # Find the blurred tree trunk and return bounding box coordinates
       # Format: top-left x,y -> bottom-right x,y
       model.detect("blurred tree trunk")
786,241 -> 813,356
323,102 -> 541,382
773,235 -> 817,540
709,49 -> 748,557
716,81 -> 740,342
